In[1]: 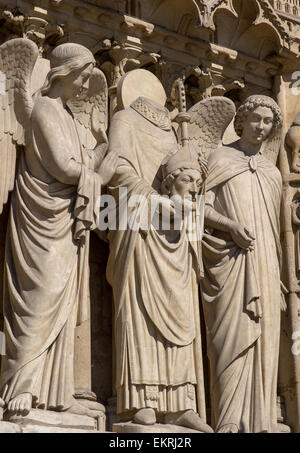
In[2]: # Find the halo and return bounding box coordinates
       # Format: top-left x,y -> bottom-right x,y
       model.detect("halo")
117,69 -> 167,109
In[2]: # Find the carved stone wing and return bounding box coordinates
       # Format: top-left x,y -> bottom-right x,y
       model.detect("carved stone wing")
0,38 -> 38,213
186,96 -> 236,160
262,124 -> 283,166
68,67 -> 108,150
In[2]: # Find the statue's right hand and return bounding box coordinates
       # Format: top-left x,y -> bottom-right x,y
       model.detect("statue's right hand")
98,151 -> 118,186
230,222 -> 255,251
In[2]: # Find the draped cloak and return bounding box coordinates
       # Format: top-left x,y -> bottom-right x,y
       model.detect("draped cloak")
106,101 -> 206,418
201,145 -> 282,432
0,96 -> 101,410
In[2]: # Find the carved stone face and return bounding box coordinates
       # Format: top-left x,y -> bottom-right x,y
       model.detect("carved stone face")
62,62 -> 94,100
169,169 -> 203,201
242,106 -> 274,146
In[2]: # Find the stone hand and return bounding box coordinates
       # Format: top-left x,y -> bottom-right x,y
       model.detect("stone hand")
172,195 -> 194,217
159,196 -> 175,219
98,151 -> 118,186
230,222 -> 255,251
182,198 -> 194,215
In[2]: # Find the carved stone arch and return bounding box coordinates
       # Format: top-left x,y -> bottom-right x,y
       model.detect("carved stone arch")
231,21 -> 281,58
178,14 -> 195,35
211,0 -> 284,57
141,0 -> 201,33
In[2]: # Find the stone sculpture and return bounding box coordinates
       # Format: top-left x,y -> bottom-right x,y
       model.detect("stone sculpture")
0,38 -> 117,416
200,95 -> 285,433
286,111 -> 300,174
106,69 -> 212,432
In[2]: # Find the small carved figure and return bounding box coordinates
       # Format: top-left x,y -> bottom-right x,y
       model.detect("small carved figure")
286,112 -> 300,173
0,39 -> 116,416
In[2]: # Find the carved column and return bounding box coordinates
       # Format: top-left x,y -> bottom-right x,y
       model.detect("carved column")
274,74 -> 300,432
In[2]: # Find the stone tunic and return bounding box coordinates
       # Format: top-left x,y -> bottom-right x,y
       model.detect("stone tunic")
201,145 -> 282,432
107,98 -> 206,417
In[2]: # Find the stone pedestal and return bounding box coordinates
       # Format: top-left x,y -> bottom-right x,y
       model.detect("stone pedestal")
4,408 -> 98,432
113,422 -> 207,433
21,425 -> 98,433
0,420 -> 98,433
0,422 -> 22,433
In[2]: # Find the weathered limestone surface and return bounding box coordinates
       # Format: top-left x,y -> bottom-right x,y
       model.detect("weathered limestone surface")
4,408 -> 97,431
113,422 -> 207,434
1,0 -> 300,434
0,422 -> 22,433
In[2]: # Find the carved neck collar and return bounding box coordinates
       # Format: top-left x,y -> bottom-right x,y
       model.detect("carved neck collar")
130,97 -> 171,131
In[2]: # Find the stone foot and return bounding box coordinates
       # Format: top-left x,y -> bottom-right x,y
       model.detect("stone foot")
217,423 -> 239,433
7,393 -> 32,416
133,408 -> 156,425
75,398 -> 105,413
67,402 -> 98,418
164,410 -> 213,433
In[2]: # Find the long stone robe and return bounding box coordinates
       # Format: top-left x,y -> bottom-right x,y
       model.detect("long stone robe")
201,145 -> 282,432
0,96 -> 101,410
106,100 -> 206,418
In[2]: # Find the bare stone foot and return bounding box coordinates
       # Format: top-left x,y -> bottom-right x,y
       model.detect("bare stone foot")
217,423 -> 239,433
7,393 -> 32,416
75,398 -> 105,413
164,410 -> 214,433
67,402 -> 97,418
133,408 -> 156,425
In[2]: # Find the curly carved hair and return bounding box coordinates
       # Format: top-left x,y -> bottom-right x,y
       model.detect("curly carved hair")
234,95 -> 282,139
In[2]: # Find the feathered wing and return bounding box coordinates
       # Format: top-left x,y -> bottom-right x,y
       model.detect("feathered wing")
0,38 -> 38,213
68,67 -> 108,150
262,124 -> 282,165
186,96 -> 236,160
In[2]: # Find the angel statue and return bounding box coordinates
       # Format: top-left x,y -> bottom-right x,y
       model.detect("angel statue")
106,69 -> 213,432
0,38 -> 117,417
188,94 -> 285,433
